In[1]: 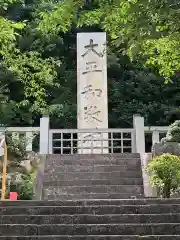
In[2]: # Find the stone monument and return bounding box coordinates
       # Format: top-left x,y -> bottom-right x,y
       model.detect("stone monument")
77,32 -> 108,153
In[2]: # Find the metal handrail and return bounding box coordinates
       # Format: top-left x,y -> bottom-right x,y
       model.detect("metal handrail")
0,138 -> 7,200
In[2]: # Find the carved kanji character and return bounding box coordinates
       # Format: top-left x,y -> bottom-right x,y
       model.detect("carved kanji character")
84,105 -> 102,123
83,133 -> 101,143
82,61 -> 102,75
81,85 -> 102,99
81,39 -> 103,58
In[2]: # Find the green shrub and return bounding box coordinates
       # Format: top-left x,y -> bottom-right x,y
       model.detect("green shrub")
146,154 -> 180,198
9,171 -> 36,200
17,172 -> 36,200
0,133 -> 39,200
166,120 -> 180,143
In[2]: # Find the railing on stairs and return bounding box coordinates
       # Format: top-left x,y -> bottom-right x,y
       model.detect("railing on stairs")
49,128 -> 135,154
144,126 -> 168,144
0,115 -> 170,156
0,127 -> 40,152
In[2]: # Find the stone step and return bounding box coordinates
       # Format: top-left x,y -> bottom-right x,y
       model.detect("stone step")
44,171 -> 142,181
1,214 -> 180,224
1,223 -> 180,235
47,153 -> 140,161
44,165 -> 142,173
43,193 -> 144,200
1,204 -> 180,215
43,185 -> 143,195
45,158 -> 141,166
1,199 -> 180,207
43,178 -> 143,186
1,236 -> 180,240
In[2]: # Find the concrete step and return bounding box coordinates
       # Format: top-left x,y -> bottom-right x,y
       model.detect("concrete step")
1,223 -> 180,235
1,236 -> 180,240
44,171 -> 142,181
1,199 -> 180,207
43,185 -> 143,195
43,192 -> 143,201
45,158 -> 141,166
43,178 -> 143,186
1,204 -> 180,215
42,193 -> 144,200
1,214 -> 180,224
44,165 -> 142,173
47,153 -> 140,161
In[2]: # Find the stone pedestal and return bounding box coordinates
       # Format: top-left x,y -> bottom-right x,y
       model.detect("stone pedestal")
77,32 -> 108,153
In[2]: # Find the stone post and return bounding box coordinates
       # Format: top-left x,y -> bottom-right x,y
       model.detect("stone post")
152,131 -> 160,145
141,153 -> 157,197
0,128 -> 5,156
26,131 -> 33,152
77,32 -> 108,153
133,114 -> 145,153
40,115 -> 49,154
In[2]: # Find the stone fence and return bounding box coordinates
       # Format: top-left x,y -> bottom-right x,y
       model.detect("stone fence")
0,114 -> 168,155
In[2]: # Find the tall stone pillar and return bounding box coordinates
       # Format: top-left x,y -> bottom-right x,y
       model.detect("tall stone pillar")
77,32 -> 108,153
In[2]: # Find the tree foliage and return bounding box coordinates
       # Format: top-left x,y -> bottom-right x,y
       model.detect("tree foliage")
0,0 -> 180,129
0,0 -> 61,125
37,0 -> 180,79
166,120 -> 180,143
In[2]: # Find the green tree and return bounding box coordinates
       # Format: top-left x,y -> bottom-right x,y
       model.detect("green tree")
37,0 -> 180,80
1,0 -> 180,130
0,0 -> 61,125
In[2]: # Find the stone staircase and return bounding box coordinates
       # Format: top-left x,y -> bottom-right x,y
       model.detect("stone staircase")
1,199 -> 180,239
42,153 -> 144,200
1,153 -> 180,239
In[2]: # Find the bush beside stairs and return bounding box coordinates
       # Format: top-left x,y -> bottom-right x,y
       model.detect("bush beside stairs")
0,153 -> 180,239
